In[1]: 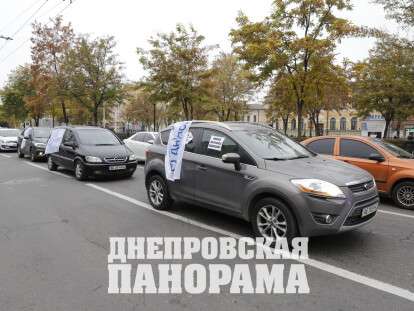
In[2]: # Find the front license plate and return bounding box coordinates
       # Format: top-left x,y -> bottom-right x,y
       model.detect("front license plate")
362,204 -> 378,217
109,165 -> 126,171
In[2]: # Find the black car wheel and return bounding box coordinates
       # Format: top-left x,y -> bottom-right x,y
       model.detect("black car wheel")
393,181 -> 414,210
30,149 -> 37,162
17,146 -> 24,158
147,174 -> 172,210
74,160 -> 87,181
47,156 -> 57,171
251,197 -> 297,242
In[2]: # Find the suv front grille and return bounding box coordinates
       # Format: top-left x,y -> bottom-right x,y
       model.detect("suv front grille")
348,180 -> 375,193
104,156 -> 127,163
343,196 -> 379,226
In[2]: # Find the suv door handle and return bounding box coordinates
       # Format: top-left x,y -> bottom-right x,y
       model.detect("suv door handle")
197,165 -> 207,171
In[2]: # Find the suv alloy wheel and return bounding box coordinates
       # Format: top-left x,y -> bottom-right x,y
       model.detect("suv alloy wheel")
147,174 -> 172,210
47,156 -> 57,171
393,181 -> 414,210
251,197 -> 297,242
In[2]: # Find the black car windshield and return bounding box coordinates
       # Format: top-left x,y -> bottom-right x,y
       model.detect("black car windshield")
233,128 -> 314,160
77,129 -> 121,146
0,129 -> 19,137
33,128 -> 51,138
371,138 -> 413,158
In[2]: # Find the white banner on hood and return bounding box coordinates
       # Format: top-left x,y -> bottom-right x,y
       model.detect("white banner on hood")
45,128 -> 66,155
165,121 -> 192,181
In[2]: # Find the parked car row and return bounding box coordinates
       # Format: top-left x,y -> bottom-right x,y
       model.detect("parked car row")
2,121 -> 413,241
302,136 -> 414,209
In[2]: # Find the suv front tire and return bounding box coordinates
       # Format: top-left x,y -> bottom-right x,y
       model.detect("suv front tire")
251,197 -> 298,242
147,174 -> 172,210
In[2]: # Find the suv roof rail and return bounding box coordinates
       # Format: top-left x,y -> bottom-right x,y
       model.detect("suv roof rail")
191,120 -> 232,130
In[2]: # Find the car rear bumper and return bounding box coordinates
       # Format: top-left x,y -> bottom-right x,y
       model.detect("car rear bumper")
83,161 -> 138,177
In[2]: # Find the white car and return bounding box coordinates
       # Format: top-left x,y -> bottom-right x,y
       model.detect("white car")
0,128 -> 20,151
123,132 -> 158,161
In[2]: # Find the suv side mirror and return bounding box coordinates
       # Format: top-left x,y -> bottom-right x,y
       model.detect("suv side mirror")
222,153 -> 241,171
369,154 -> 385,162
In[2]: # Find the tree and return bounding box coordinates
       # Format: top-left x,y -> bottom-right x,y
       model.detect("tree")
31,16 -> 75,124
207,53 -> 253,121
305,56 -> 350,136
123,85 -> 163,131
375,0 -> 414,26
65,36 -> 125,125
24,67 -> 50,126
352,36 -> 414,138
265,73 -> 296,134
231,0 -> 363,138
138,24 -> 214,120
0,65 -> 31,127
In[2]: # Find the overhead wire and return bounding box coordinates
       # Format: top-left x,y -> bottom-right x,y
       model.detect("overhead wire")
0,0 -> 75,66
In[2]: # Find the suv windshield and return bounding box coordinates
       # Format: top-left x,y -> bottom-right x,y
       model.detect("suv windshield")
0,129 -> 19,137
33,128 -> 51,138
77,129 -> 121,146
371,138 -> 413,159
233,128 -> 314,160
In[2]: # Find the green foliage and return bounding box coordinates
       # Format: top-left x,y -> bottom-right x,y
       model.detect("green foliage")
231,0 -> 363,138
65,36 -> 125,125
207,53 -> 253,121
138,24 -> 214,121
375,0 -> 414,26
352,35 -> 414,137
0,65 -> 32,127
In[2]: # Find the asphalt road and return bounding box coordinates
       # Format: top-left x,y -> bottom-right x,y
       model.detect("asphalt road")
1,152 -> 414,311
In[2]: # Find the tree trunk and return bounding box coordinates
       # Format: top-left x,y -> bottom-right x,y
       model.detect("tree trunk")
282,117 -> 289,135
384,118 -> 392,139
60,98 -> 69,124
297,99 -> 303,139
93,107 -> 98,126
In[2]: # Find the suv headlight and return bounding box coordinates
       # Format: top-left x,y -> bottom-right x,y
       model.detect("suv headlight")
85,156 -> 102,163
129,154 -> 138,161
34,142 -> 46,148
291,179 -> 345,199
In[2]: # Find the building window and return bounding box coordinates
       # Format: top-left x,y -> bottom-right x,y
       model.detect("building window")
300,118 -> 305,130
340,117 -> 347,131
330,117 -> 336,131
291,119 -> 296,130
246,115 -> 250,122
253,115 -> 257,123
351,117 -> 357,130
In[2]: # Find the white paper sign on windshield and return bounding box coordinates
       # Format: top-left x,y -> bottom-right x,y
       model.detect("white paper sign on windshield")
165,121 -> 192,181
207,135 -> 225,151
45,128 -> 65,155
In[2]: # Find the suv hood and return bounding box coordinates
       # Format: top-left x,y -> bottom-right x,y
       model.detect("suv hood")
79,144 -> 131,158
264,155 -> 372,186
0,136 -> 18,142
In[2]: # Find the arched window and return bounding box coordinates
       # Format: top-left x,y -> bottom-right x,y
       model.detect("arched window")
291,119 -> 296,130
340,117 -> 347,131
300,118 -> 305,130
330,117 -> 336,131
351,117 -> 358,130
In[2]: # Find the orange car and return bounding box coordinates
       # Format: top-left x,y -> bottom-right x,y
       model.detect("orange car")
302,136 -> 414,209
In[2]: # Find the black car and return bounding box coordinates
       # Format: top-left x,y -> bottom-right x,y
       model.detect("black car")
47,126 -> 139,180
18,127 -> 52,161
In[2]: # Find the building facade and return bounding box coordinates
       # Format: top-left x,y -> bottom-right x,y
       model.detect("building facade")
243,104 -> 364,137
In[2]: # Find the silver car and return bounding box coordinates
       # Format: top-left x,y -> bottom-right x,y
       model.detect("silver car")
144,121 -> 379,240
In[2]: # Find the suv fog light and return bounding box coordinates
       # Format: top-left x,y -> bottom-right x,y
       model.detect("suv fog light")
312,213 -> 336,224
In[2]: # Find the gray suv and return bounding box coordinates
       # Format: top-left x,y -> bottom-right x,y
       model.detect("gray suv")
144,122 -> 379,240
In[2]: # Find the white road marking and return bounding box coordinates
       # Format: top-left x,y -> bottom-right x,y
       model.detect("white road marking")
24,161 -> 414,221
0,154 -> 12,158
86,182 -> 414,303
378,209 -> 414,220
25,162 -> 72,179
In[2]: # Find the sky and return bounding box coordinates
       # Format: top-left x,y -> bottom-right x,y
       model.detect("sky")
0,0 -> 405,88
